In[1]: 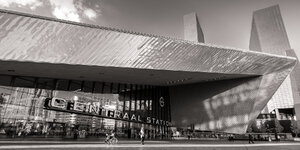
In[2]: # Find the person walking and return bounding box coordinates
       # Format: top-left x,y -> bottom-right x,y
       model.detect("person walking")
248,134 -> 254,144
73,128 -> 78,140
139,127 -> 145,145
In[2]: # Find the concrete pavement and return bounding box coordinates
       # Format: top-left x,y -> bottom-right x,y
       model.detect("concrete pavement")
1,140 -> 300,150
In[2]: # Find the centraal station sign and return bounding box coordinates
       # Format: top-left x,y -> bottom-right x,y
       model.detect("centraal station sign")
44,97 -> 170,126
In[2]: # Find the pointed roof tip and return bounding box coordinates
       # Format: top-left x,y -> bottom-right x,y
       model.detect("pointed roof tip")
183,12 -> 205,43
266,4 -> 280,8
183,12 -> 197,20
254,4 -> 280,13
264,4 -> 280,8
184,12 -> 202,21
184,12 -> 196,16
250,4 -> 291,54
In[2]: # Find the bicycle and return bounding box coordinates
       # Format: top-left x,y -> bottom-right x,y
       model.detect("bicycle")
110,137 -> 118,144
105,135 -> 118,144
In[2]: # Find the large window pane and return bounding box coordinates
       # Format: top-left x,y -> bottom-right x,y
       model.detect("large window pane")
0,75 -> 170,139
69,80 -> 82,91
141,100 -> 145,110
111,83 -> 119,94
94,82 -> 104,94
82,81 -> 94,93
125,100 -> 130,111
37,78 -> 55,90
56,80 -> 69,91
136,100 -> 140,111
14,77 -> 35,88
0,75 -> 12,86
102,83 -> 111,93
149,100 -> 152,111
131,100 -> 135,111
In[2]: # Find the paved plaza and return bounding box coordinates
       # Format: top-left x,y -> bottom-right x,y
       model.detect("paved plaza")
1,140 -> 300,150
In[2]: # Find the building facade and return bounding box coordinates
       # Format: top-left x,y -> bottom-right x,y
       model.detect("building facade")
0,75 -> 171,139
250,5 -> 300,122
0,5 -> 298,140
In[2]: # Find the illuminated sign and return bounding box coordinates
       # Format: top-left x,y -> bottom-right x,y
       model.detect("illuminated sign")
50,98 -> 67,109
44,97 -> 170,126
159,97 -> 165,107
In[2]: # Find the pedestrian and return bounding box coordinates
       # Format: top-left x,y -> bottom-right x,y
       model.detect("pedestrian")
248,134 -> 254,144
139,127 -> 145,145
73,128 -> 78,140
228,134 -> 234,142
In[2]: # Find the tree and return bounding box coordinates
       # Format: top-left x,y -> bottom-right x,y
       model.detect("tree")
247,121 -> 260,133
247,124 -> 253,133
274,119 -> 284,140
291,120 -> 299,137
260,121 -> 267,133
274,119 -> 284,133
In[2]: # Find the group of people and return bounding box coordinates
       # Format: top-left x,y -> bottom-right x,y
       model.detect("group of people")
105,127 -> 145,145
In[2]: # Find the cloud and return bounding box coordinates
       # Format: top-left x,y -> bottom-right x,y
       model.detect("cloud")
83,8 -> 97,20
0,0 -> 43,10
49,0 -> 80,22
0,0 -> 100,22
49,0 -> 99,22
74,1 -> 100,21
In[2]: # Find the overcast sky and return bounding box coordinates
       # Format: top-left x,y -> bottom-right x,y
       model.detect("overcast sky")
0,0 -> 299,58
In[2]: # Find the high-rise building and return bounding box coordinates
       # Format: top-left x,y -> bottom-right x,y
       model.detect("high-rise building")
183,13 -> 205,43
286,50 -> 300,122
250,5 -> 300,122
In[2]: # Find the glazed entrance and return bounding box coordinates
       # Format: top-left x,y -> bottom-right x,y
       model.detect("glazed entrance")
0,75 -> 171,140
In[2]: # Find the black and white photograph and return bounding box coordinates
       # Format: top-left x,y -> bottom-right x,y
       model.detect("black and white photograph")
0,0 -> 300,149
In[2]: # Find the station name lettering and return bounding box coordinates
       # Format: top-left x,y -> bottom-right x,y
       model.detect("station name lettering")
44,97 -> 170,126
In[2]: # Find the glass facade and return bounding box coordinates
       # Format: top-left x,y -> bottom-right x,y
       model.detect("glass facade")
0,75 -> 171,140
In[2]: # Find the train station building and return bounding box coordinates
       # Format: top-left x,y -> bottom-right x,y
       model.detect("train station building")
0,5 -> 298,139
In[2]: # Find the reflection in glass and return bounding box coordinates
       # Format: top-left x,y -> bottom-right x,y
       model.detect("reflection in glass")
0,75 -> 170,140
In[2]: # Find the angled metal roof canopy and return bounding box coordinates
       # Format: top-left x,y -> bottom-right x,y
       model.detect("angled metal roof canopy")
0,8 -> 298,135
0,9 -> 297,85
